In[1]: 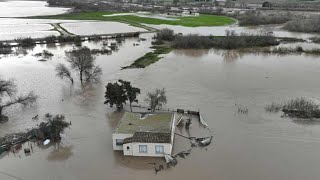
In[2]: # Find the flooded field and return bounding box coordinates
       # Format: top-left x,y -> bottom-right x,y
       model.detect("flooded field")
0,1 -> 70,17
2,1 -> 320,180
150,24 -> 320,40
1,32 -> 320,180
60,22 -> 147,36
0,21 -> 59,41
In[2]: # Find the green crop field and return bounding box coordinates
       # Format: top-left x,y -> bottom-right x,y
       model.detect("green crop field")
33,12 -> 236,27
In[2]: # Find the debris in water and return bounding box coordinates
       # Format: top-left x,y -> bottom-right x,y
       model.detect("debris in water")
185,118 -> 192,129
43,139 -> 50,146
199,114 -> 208,127
164,153 -> 178,167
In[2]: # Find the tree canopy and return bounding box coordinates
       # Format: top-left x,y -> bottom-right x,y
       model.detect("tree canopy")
119,79 -> 140,112
65,47 -> 102,85
145,88 -> 167,112
104,80 -> 141,111
0,78 -> 37,122
104,81 -> 127,110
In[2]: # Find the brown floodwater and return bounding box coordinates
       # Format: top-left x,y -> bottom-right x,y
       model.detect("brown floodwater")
2,2 -> 320,180
1,32 -> 320,180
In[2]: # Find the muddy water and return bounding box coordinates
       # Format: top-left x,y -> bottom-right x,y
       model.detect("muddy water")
0,1 -> 70,17
1,32 -> 320,180
1,2 -> 320,180
60,22 -> 147,36
150,24 -> 320,40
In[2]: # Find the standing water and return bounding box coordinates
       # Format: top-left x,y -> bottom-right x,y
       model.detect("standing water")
1,2 -> 320,180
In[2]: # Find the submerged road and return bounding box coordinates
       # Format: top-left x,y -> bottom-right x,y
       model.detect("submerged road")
51,23 -> 73,36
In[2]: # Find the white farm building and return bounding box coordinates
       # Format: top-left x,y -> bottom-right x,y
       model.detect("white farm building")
112,112 -> 176,157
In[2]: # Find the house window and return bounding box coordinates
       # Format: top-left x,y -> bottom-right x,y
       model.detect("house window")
115,139 -> 123,146
155,145 -> 164,154
139,145 -> 148,153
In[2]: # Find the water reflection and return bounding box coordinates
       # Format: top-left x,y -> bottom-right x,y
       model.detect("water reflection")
173,49 -> 210,57
292,118 -> 320,126
47,144 -> 73,161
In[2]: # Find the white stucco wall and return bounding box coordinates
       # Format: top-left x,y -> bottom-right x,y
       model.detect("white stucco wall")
112,133 -> 133,150
169,113 -> 176,154
123,142 -> 172,157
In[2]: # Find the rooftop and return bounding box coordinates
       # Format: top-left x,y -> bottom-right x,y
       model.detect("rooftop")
114,112 -> 174,134
123,132 -> 171,144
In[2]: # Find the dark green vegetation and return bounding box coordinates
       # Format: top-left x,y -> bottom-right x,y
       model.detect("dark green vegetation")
15,37 -> 36,47
32,12 -> 236,27
310,37 -> 320,43
171,31 -> 279,50
284,16 -> 320,33
41,113 -> 70,141
34,50 -> 54,60
0,42 -> 12,54
265,97 -> 320,118
237,11 -> 291,26
104,80 -> 140,111
212,35 -> 279,49
123,46 -> 172,69
44,35 -> 82,45
0,78 -> 37,123
173,35 -> 214,49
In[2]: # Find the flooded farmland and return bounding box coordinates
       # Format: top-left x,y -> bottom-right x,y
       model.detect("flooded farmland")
1,1 -> 320,180
60,22 -> 147,36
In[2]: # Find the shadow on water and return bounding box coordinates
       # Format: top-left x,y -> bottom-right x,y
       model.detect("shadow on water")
292,118 -> 320,126
173,49 -> 210,57
47,143 -> 74,161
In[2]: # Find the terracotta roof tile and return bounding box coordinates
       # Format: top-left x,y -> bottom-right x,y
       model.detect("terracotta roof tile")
123,132 -> 171,144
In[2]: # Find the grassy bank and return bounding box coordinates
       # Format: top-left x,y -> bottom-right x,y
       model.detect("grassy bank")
123,46 -> 172,69
31,12 -> 236,27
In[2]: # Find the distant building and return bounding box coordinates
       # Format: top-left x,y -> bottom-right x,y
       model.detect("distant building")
231,0 -> 288,8
112,112 -> 176,157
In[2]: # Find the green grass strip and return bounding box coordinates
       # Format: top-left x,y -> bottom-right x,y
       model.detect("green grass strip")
31,12 -> 236,27
123,46 -> 173,69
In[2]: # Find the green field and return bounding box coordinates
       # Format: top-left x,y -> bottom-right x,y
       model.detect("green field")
33,12 -> 236,28
122,46 -> 173,69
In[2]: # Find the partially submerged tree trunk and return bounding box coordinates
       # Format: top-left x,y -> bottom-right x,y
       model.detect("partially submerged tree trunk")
129,102 -> 132,112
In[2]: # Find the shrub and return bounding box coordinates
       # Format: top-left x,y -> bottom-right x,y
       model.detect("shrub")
284,16 -> 320,33
0,42 -> 12,54
265,97 -> 320,118
211,32 -> 279,49
154,28 -> 175,41
238,11 -> 291,26
310,37 -> 320,44
172,34 -> 213,49
15,37 -> 35,47
44,36 -> 57,43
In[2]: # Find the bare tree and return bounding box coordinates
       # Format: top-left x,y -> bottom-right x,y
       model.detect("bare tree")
84,66 -> 102,83
145,88 -> 167,112
0,78 -> 37,122
65,47 -> 101,85
55,63 -> 74,84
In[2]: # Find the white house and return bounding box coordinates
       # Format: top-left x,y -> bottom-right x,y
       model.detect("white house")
112,112 -> 176,157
